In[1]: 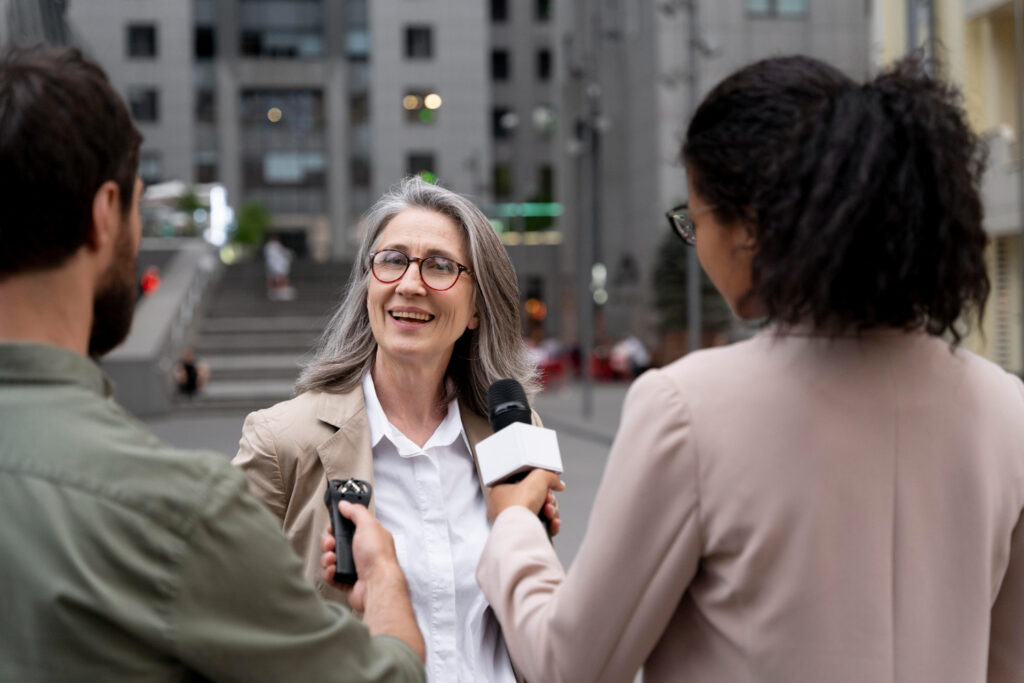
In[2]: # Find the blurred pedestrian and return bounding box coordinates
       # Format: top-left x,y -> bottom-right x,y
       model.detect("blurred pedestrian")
609,335 -> 651,379
174,346 -> 210,397
473,55 -> 1024,683
263,233 -> 295,301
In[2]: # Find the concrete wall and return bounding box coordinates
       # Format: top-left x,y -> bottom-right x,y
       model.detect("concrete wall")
67,0 -> 194,185
369,0 -> 489,199
102,239 -> 222,416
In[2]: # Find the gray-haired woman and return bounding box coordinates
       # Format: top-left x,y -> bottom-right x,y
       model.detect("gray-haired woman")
233,176 -> 556,683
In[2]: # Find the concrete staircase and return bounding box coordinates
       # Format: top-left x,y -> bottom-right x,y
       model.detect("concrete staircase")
179,258 -> 352,412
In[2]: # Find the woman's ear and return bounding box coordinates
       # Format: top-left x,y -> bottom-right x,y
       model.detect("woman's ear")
739,209 -> 758,250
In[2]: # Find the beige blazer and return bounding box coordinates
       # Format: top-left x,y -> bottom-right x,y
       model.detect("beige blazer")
233,385 -> 496,604
478,330 -> 1024,683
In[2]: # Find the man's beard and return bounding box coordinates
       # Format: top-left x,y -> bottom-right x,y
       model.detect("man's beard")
88,220 -> 138,358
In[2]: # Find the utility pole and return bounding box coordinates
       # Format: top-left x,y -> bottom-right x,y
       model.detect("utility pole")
684,0 -> 702,352
1015,0 -> 1024,376
574,0 -> 604,417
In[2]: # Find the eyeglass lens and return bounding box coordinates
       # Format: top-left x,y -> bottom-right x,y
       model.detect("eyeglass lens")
672,211 -> 696,244
372,250 -> 461,290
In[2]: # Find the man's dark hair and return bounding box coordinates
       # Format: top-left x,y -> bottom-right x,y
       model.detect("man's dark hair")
0,45 -> 142,277
683,55 -> 990,342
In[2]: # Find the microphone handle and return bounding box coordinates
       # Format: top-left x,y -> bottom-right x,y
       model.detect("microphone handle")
503,469 -> 552,536
330,498 -> 358,584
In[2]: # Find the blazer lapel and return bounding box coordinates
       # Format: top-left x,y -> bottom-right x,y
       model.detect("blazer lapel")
314,387 -> 377,516
459,399 -> 493,500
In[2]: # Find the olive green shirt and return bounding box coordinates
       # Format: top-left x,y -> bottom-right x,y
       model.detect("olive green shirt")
0,342 -> 425,683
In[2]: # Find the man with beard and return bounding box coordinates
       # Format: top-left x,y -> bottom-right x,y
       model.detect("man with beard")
0,47 -> 425,683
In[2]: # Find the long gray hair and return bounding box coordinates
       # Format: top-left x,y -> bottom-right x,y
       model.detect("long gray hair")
296,176 -> 540,415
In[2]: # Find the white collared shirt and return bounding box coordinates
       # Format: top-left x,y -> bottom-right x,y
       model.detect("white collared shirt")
362,372 -> 516,683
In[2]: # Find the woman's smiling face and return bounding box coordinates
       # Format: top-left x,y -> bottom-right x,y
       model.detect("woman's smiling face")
366,207 -> 479,372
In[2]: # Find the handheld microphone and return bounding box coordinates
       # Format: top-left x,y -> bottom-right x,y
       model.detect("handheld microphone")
323,478 -> 373,584
477,379 -> 564,529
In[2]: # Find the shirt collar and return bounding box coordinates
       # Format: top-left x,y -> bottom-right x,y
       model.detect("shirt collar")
361,371 -> 469,456
0,342 -> 114,398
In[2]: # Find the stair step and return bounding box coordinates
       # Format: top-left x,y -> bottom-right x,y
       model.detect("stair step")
170,259 -> 352,414
195,334 -> 320,355
202,352 -> 307,381
200,316 -> 327,334
205,302 -> 339,318
179,379 -> 296,412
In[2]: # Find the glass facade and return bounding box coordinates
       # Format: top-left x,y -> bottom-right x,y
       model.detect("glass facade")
239,0 -> 324,58
746,0 -> 807,15
240,89 -> 327,213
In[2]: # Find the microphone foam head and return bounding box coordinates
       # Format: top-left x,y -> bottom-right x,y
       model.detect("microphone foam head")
487,379 -> 532,432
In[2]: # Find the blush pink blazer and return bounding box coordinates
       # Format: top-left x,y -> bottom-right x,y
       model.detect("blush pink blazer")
478,329 -> 1024,683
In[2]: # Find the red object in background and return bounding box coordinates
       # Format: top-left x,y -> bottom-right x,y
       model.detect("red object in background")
590,351 -> 616,381
537,355 -> 566,390
139,266 -> 161,296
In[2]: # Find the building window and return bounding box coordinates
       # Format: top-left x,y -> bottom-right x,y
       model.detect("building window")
535,0 -> 552,21
350,93 -> 369,125
404,26 -> 433,59
492,107 -> 516,139
491,0 -> 508,22
347,0 -> 368,26
196,89 -> 216,124
403,90 -> 441,124
126,24 -> 157,58
244,151 -> 325,188
128,88 -> 159,123
239,0 -> 324,58
347,28 -> 369,61
493,163 -> 512,199
536,48 -> 551,80
195,26 -> 216,59
746,0 -> 807,16
263,151 -> 325,186
196,150 -> 218,183
139,151 -> 162,185
407,152 -> 437,182
241,89 -> 325,130
491,50 -> 510,81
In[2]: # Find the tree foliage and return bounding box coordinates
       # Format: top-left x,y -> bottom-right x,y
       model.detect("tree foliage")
651,231 -> 733,333
232,200 -> 271,246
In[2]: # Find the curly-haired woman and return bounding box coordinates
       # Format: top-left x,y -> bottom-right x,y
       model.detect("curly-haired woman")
474,56 -> 1024,682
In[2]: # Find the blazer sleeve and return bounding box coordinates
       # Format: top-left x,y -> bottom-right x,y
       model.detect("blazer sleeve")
988,376 -> 1024,682
477,368 -> 702,683
232,409 -> 288,522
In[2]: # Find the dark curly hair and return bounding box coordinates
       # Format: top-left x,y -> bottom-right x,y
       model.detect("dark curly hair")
683,55 -> 989,342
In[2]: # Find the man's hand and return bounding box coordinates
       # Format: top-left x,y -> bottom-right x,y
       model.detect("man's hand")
321,501 -> 399,611
320,502 -> 425,663
487,469 -> 566,534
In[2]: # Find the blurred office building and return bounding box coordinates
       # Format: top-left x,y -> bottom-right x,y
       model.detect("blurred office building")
38,0 -> 504,262
0,0 -> 72,45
